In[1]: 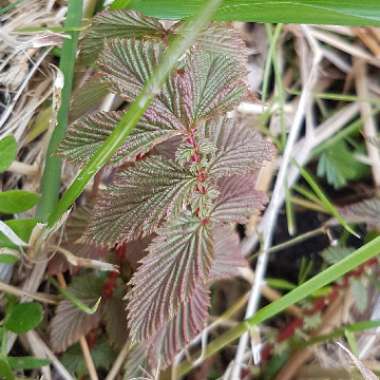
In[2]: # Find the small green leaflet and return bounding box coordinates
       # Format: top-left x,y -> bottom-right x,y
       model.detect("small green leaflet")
0,219 -> 37,249
0,135 -> 17,173
317,141 -> 367,189
321,246 -> 354,265
0,190 -> 40,214
0,356 -> 14,380
7,356 -> 50,370
4,302 -> 43,333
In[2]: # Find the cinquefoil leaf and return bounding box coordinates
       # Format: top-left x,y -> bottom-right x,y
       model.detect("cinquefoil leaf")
210,226 -> 247,281
87,157 -> 195,246
59,109 -> 184,166
81,9 -> 165,64
98,38 -> 165,102
148,284 -> 209,368
206,117 -> 274,177
212,175 -> 267,224
127,213 -> 213,341
187,51 -> 247,120
50,274 -> 104,352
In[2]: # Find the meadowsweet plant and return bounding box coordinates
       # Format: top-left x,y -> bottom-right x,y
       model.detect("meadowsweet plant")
57,9 -> 273,369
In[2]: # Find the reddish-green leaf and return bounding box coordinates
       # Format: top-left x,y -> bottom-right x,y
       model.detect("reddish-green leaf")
127,213 -> 213,341
212,175 -> 267,224
80,9 -> 166,64
210,226 -> 247,281
207,117 -> 274,177
148,284 -> 209,368
50,274 -> 103,352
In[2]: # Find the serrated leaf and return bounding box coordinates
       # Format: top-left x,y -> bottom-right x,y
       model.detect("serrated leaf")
0,135 -> 17,173
210,226 -> 247,281
321,246 -> 354,265
212,175 -> 267,224
4,302 -> 43,333
98,38 -> 165,102
206,117 -> 274,177
80,9 -> 165,64
50,274 -> 104,352
187,50 -> 247,120
317,141 -> 367,189
69,76 -> 110,122
0,190 -> 40,214
87,157 -> 195,246
148,284 -> 209,368
350,278 -> 368,313
339,198 -> 380,230
195,23 -> 249,62
59,110 -> 183,166
127,213 -> 213,341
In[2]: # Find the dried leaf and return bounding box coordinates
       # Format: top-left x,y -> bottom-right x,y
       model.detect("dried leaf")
206,117 -> 274,177
210,226 -> 247,281
212,175 -> 267,224
127,213 -> 213,341
148,284 -> 209,368
86,157 -> 195,246
50,274 -> 104,352
80,9 -> 165,64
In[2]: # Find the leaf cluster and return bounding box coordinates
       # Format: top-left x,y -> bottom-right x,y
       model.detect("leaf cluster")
57,9 -> 273,369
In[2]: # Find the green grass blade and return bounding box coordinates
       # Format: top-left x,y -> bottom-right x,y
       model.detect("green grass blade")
47,0 -> 223,228
36,0 -> 83,223
118,0 -> 380,26
297,164 -> 359,237
174,236 -> 380,377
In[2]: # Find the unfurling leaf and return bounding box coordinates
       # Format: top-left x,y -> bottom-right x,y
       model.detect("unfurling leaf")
0,135 -> 17,173
127,213 -> 213,341
210,226 -> 247,281
50,274 -> 104,352
148,284 -> 209,368
80,9 -> 166,64
207,117 -> 274,177
86,157 -> 195,246
212,175 -> 267,224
